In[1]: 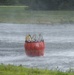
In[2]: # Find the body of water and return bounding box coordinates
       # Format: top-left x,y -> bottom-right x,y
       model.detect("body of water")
0,23 -> 74,71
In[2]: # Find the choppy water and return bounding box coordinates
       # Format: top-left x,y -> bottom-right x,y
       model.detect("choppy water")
0,23 -> 74,71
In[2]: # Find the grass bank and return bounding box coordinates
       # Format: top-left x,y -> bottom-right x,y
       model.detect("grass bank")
0,6 -> 74,24
0,64 -> 74,75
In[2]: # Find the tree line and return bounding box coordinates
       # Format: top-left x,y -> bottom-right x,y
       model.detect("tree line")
0,0 -> 74,10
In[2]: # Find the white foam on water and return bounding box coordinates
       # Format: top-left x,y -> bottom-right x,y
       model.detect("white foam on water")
44,36 -> 74,43
0,55 -> 25,62
45,50 -> 74,57
0,35 -> 25,43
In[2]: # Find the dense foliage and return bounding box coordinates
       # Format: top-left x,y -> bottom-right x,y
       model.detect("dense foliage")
0,0 -> 74,10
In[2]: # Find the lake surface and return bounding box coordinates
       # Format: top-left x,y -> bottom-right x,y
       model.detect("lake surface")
0,23 -> 74,71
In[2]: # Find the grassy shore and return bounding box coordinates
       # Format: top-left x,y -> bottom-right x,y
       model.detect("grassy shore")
0,6 -> 74,24
0,64 -> 74,75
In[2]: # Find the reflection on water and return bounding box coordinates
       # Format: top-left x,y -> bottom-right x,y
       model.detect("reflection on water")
0,23 -> 74,71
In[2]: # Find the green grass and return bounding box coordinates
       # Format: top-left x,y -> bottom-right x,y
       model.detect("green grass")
0,64 -> 74,75
0,6 -> 74,24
